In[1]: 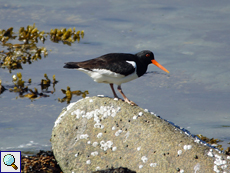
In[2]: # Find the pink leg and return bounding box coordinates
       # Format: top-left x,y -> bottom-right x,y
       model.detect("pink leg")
117,85 -> 137,106
110,83 -> 119,98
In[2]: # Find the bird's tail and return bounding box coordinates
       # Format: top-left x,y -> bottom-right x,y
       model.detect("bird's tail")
63,62 -> 79,69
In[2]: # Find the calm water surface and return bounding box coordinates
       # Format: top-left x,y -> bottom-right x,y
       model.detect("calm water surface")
0,0 -> 230,154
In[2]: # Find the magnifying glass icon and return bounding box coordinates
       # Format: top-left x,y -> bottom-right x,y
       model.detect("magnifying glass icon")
3,154 -> 18,170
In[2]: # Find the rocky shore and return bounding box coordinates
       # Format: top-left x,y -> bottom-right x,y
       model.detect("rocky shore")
51,96 -> 230,173
21,150 -> 134,173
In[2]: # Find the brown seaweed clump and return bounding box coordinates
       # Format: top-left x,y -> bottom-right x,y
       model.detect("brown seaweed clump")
8,72 -> 57,100
0,79 -> 6,94
58,86 -> 88,104
0,24 -> 48,72
21,150 -> 63,173
0,24 -> 84,72
196,134 -> 223,151
50,27 -> 84,45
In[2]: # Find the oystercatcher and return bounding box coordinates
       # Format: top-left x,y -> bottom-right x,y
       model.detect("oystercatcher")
64,50 -> 169,105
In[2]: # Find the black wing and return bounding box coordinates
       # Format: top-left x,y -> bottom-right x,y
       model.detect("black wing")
64,53 -> 137,76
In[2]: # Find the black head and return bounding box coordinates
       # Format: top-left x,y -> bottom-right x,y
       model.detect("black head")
135,50 -> 169,73
135,50 -> 154,63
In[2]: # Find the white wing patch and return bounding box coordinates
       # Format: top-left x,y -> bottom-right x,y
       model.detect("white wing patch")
126,61 -> 136,68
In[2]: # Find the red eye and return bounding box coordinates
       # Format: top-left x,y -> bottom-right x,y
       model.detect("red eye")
146,54 -> 150,57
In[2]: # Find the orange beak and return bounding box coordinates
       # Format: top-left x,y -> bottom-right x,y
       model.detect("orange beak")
151,60 -> 169,73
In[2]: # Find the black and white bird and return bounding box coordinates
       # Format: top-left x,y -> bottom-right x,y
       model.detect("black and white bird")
63,50 -> 169,105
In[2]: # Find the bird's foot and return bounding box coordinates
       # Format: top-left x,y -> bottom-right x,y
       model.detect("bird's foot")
114,97 -> 137,106
124,99 -> 137,106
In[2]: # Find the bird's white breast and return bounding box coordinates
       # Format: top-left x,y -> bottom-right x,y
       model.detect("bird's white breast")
77,63 -> 138,85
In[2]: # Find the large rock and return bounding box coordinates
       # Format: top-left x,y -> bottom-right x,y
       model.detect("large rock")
51,96 -> 230,173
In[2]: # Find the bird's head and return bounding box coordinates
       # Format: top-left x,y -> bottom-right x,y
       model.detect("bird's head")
136,50 -> 169,73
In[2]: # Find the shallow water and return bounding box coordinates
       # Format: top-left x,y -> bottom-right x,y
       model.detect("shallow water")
0,0 -> 230,154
